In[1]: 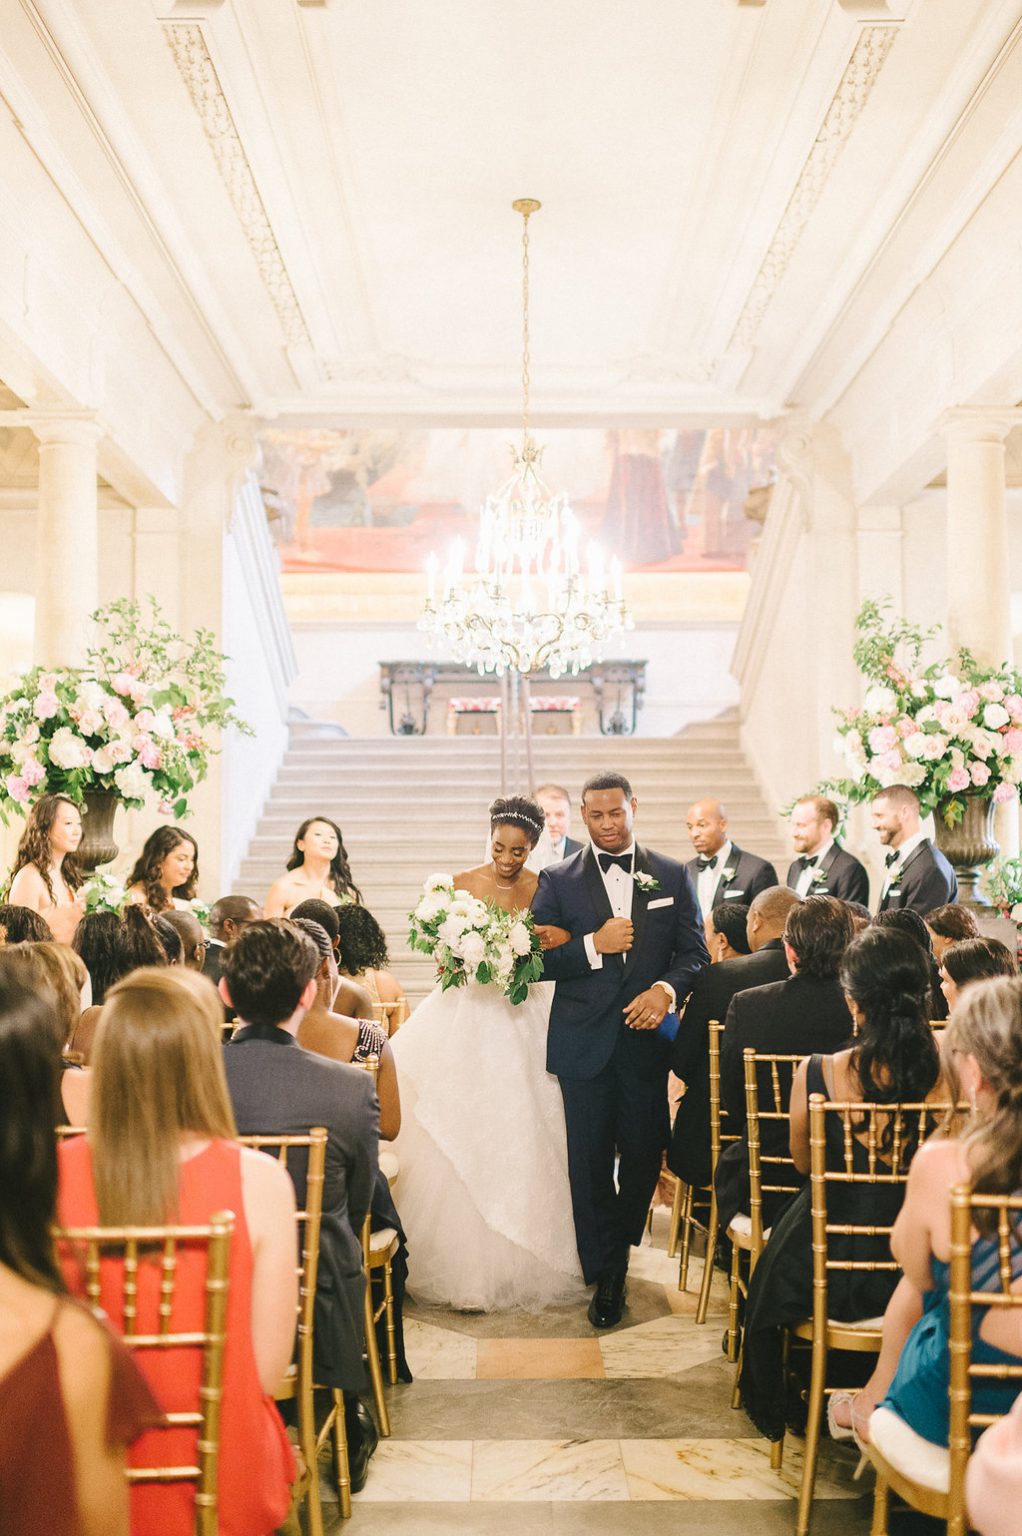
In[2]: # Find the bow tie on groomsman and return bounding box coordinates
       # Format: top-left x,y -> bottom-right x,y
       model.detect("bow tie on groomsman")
598,852 -> 633,874
797,854 -> 819,872
885,850 -> 900,868
695,854 -> 718,873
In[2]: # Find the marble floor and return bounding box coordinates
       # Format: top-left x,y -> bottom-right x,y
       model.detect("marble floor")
321,1208 -> 884,1535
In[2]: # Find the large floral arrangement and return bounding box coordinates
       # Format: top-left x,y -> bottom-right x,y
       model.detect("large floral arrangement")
408,875 -> 544,1005
827,601 -> 1022,828
980,859 -> 1022,924
0,598 -> 249,823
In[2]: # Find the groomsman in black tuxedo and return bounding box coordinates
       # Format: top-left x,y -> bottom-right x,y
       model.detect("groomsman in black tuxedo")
786,795 -> 869,905
685,798 -> 778,914
534,782 -> 584,860
872,784 -> 958,916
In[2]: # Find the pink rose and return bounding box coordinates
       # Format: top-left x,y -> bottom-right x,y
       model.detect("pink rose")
994,782 -> 1017,803
5,773 -> 29,803
109,741 -> 132,765
1004,729 -> 1022,756
22,759 -> 45,787
134,710 -> 155,733
1005,694 -> 1022,722
878,748 -> 905,772
957,690 -> 980,718
76,708 -> 103,736
101,698 -> 130,730
897,717 -> 916,739
158,799 -> 175,816
970,761 -> 992,787
868,725 -> 899,754
138,742 -> 161,770
947,766 -> 971,792
129,682 -> 148,705
33,691 -> 59,721
112,671 -> 134,696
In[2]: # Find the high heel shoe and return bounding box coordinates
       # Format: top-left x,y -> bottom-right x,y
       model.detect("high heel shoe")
826,1390 -> 858,1442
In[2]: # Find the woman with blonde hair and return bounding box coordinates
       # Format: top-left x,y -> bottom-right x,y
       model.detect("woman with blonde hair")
0,943 -> 91,1125
57,968 -> 298,1536
5,794 -> 85,944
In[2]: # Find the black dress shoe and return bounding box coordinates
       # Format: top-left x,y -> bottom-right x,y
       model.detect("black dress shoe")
587,1269 -> 627,1329
342,1400 -> 379,1495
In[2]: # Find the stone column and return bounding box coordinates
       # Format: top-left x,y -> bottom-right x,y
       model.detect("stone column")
33,414 -> 100,667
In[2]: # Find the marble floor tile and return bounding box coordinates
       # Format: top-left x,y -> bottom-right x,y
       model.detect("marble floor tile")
403,1316 -> 478,1380
599,1313 -> 727,1378
471,1439 -> 630,1501
475,1337 -> 604,1380
326,1498 -> 875,1535
619,1436 -> 861,1502
405,1273 -> 671,1340
350,1440 -> 473,1504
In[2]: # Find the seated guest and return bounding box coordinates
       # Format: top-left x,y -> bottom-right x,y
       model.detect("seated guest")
292,918 -> 400,1139
264,817 -> 361,918
334,902 -> 410,1031
939,935 -> 1017,1011
0,973 -> 158,1536
873,784 -> 958,914
873,905 -> 949,1019
925,901 -> 980,963
153,914 -> 184,966
787,795 -> 869,904
70,906 -> 168,1062
0,943 -> 91,1125
5,793 -> 86,944
159,907 -> 206,970
57,968 -> 297,1535
859,975 -> 1022,1457
221,920 -> 381,1488
290,899 -> 374,1019
685,798 -> 778,913
705,900 -> 751,963
844,900 -> 873,932
202,894 -> 261,988
716,895 -> 857,1230
667,886 -> 800,1191
739,928 -> 943,1440
0,903 -> 54,943
126,826 -> 200,914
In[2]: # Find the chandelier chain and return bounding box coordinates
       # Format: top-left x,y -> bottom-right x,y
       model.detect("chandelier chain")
521,206 -> 531,451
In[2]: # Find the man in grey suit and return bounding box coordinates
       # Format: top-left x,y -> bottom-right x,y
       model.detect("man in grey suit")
535,782 -> 584,860
221,920 -> 380,1488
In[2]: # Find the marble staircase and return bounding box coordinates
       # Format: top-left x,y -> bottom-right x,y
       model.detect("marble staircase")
235,718 -> 787,1008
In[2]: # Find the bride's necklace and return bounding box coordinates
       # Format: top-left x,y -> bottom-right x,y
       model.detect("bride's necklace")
490,864 -> 519,891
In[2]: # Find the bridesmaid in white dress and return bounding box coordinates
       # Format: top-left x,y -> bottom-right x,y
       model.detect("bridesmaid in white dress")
389,796 -> 585,1311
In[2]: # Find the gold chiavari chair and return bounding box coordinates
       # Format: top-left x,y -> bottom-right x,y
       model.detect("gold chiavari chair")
351,1052 -> 399,1437
53,1212 -> 234,1536
725,1049 -> 804,1390
785,1093 -> 950,1536
679,1021 -> 739,1323
867,1185 -> 1022,1536
236,1129 -> 342,1529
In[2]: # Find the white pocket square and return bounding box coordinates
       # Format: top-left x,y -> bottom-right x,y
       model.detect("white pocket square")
647,897 -> 674,909
724,888 -> 746,897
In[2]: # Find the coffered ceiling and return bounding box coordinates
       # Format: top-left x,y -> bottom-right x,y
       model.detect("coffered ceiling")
3,0 -> 1022,434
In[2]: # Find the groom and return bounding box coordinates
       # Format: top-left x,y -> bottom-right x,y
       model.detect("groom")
533,770 -> 708,1327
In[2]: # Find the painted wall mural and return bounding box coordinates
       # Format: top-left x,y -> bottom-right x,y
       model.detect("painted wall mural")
262,425 -> 775,576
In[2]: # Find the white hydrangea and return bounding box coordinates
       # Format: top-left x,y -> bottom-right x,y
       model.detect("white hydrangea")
437,914 -> 469,947
47,727 -> 90,770
898,762 -> 927,788
113,761 -> 148,800
864,685 -> 898,715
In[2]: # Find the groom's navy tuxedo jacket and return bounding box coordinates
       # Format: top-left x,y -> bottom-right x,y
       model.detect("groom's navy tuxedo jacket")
533,844 -> 709,1082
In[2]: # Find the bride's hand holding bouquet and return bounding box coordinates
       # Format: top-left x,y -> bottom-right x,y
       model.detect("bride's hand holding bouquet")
408,874 -> 545,1005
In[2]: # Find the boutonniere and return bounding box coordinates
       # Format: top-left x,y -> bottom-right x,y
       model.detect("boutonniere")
810,867 -> 828,888
634,870 -> 661,894
722,867 -> 737,884
887,865 -> 905,889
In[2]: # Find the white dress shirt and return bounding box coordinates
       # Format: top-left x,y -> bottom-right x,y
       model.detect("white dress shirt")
881,830 -> 926,896
582,844 -> 676,1010
794,838 -> 834,897
696,839 -> 733,916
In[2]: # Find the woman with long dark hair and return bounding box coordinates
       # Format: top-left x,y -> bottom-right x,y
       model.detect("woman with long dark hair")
264,816 -> 361,917
70,906 -> 169,1063
0,972 -> 156,1534
125,826 -> 199,914
5,794 -> 85,944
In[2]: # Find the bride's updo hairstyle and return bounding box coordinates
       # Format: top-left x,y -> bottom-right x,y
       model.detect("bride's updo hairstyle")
488,796 -> 545,849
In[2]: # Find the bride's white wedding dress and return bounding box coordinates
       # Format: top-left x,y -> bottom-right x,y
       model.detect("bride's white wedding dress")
389,978 -> 584,1310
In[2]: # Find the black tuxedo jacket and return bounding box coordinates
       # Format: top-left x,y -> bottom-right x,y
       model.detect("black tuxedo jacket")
666,939 -> 790,1188
876,839 -> 958,916
533,843 -> 708,1082
715,973 -> 854,1228
785,845 -> 869,906
686,843 -> 779,911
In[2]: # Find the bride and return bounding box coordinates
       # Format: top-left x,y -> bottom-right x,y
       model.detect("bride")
389,796 -> 584,1311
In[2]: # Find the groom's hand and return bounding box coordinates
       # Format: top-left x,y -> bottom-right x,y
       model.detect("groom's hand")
623,984 -> 671,1030
594,917 -> 633,954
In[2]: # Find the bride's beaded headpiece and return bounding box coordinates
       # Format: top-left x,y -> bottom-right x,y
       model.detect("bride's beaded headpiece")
488,796 -> 546,845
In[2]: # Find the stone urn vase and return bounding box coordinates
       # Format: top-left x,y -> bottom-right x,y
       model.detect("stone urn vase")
932,794 -> 999,907
78,788 -> 120,874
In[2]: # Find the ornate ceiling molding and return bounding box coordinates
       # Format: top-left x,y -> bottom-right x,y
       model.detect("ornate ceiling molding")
163,23 -> 312,349
726,24 -> 899,354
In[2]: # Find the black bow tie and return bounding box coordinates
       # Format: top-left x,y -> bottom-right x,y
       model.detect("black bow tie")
885,850 -> 900,868
598,852 -> 632,874
798,855 -> 818,871
696,855 -> 718,873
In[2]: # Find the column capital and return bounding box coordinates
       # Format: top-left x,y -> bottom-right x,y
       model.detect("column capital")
0,408 -> 101,448
940,406 -> 1022,445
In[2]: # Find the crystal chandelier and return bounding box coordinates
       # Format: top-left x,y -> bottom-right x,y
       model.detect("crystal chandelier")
419,199 -> 632,678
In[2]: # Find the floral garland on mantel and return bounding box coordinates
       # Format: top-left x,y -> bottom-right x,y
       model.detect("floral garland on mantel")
0,598 -> 250,823
824,601 -> 1022,828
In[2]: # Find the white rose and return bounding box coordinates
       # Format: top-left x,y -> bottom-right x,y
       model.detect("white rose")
934,673 -> 962,700
874,760 -> 906,788
898,762 -> 927,788
47,727 -> 90,770
91,745 -> 116,774
923,733 -> 948,761
910,681 -> 929,699
1005,758 -> 1022,786
864,685 -> 898,715
915,705 -> 938,726
460,931 -> 486,970
983,703 -> 1010,730
970,728 -> 999,760
509,921 -> 533,957
904,732 -> 929,760
980,681 -> 1005,703
75,681 -> 107,712
114,761 -> 148,800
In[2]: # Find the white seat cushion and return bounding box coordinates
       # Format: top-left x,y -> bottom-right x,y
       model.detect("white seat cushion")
369,1226 -> 399,1256
869,1405 -> 950,1493
727,1213 -> 772,1240
379,1150 -> 400,1185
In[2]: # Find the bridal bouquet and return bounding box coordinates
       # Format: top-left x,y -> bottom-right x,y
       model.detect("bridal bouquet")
826,600 -> 1022,828
408,875 -> 544,1005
